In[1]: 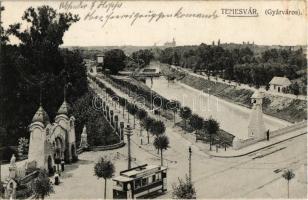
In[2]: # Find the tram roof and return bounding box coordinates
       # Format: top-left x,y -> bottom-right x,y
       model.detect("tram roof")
113,164 -> 167,182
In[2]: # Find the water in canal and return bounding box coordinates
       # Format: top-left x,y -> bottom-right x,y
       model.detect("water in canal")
145,77 -> 290,139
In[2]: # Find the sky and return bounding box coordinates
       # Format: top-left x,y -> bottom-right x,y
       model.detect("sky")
1,0 -> 307,46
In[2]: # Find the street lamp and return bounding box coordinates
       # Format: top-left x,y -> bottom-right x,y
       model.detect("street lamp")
188,146 -> 192,183
125,125 -> 133,169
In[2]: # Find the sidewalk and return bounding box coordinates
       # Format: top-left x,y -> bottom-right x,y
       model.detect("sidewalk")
205,127 -> 307,158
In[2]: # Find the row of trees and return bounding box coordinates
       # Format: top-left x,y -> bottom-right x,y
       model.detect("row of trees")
101,75 -> 225,149
101,75 -> 223,151
90,74 -> 170,165
158,44 -> 306,89
179,107 -> 221,150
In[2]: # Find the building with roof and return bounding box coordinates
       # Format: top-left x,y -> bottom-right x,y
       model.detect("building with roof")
27,93 -> 77,174
164,38 -> 176,48
96,53 -> 104,64
269,76 -> 291,93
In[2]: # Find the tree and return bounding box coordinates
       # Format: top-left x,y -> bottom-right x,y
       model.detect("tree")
289,82 -> 300,96
103,49 -> 126,74
282,169 -> 295,198
172,176 -> 196,199
136,109 -> 147,135
1,6 -> 87,147
127,103 -> 138,128
179,107 -> 192,131
265,84 -> 270,91
204,119 -> 219,151
17,137 -> 29,157
188,114 -> 203,134
94,157 -> 115,199
151,120 -> 166,137
153,134 -> 170,166
142,117 -> 155,144
131,49 -> 154,67
31,170 -> 54,199
0,6 -> 9,44
136,109 -> 147,120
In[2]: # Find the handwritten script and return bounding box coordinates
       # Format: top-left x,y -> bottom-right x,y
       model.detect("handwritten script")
59,1 -> 219,27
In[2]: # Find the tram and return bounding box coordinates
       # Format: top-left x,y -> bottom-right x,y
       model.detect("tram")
112,164 -> 167,199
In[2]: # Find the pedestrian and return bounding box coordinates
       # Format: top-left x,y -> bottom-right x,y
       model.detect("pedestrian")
267,129 -> 270,141
61,160 -> 65,171
54,173 -> 60,185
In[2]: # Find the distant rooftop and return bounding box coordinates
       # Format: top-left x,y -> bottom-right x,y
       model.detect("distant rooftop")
269,76 -> 291,86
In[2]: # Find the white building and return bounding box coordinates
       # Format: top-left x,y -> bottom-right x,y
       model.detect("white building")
269,76 -> 291,93
27,97 -> 77,173
96,54 -> 104,64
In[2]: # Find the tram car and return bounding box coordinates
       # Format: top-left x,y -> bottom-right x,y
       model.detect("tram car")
112,164 -> 167,199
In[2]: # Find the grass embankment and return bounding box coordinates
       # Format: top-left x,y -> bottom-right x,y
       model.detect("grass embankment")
161,64 -> 307,123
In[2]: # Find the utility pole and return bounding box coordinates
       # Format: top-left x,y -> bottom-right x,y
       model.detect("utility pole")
123,99 -> 126,118
125,125 -> 133,169
189,146 -> 192,183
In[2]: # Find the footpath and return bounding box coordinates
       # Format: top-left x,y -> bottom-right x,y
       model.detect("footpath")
89,77 -> 177,165
90,73 -> 307,158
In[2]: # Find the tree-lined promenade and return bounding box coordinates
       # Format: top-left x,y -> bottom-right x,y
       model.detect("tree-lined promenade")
89,73 -> 230,151
87,73 -> 306,199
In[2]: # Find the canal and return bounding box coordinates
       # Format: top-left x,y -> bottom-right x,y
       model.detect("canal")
145,77 -> 290,139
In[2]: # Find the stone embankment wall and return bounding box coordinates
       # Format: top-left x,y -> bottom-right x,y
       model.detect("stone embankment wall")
161,64 -> 307,123
270,120 -> 307,137
233,120 -> 307,150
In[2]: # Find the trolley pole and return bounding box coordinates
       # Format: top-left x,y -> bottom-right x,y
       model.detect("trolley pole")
125,125 -> 133,169
189,146 -> 192,183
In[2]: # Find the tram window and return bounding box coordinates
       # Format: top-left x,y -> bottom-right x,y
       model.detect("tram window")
152,175 -> 156,182
141,178 -> 148,186
156,173 -> 161,180
135,179 -> 141,189
116,181 -> 122,188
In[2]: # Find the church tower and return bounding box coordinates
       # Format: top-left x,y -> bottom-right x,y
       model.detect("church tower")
28,103 -> 50,169
248,90 -> 266,140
